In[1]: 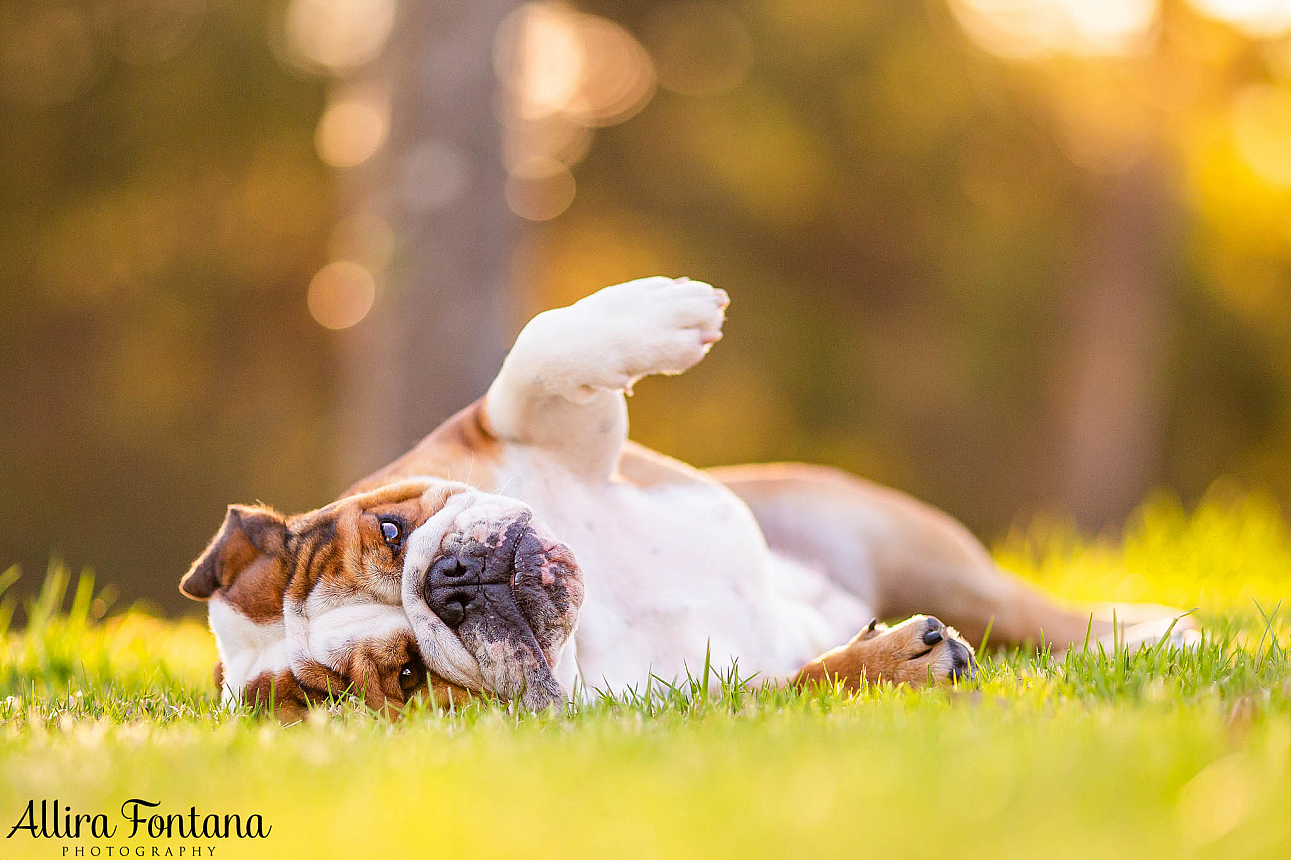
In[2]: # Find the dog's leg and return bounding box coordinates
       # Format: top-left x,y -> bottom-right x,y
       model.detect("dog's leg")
793,614 -> 976,689
714,463 -> 1198,652
485,277 -> 728,479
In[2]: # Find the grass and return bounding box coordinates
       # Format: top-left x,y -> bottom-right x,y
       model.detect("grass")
1,490 -> 1289,859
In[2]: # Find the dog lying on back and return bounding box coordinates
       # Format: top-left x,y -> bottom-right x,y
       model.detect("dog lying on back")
181,277 -> 1195,717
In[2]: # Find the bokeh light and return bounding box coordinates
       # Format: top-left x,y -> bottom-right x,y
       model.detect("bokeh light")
496,3 -> 585,122
505,156 -> 576,221
645,2 -> 754,96
567,13 -> 657,126
1190,0 -> 1291,37
315,97 -> 388,167
307,261 -> 376,329
397,140 -> 472,214
283,0 -> 396,73
950,0 -> 1158,58
494,1 -> 654,221
495,2 -> 656,127
502,115 -> 593,170
1232,83 -> 1291,186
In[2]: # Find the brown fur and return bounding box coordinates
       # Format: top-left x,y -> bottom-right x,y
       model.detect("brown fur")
184,481 -> 455,624
794,616 -> 973,689
243,670 -> 311,722
180,505 -> 290,622
243,647 -> 471,721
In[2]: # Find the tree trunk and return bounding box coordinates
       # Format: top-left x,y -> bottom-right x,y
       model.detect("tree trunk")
333,0 -> 521,485
1054,157 -> 1176,532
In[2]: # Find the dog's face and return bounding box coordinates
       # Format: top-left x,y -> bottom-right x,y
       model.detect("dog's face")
181,479 -> 584,718
399,490 -> 585,710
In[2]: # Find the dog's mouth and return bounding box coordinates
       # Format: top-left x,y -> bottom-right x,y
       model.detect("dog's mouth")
404,505 -> 584,709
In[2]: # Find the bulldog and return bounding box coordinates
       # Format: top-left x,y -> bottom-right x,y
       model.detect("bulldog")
181,277 -> 1196,718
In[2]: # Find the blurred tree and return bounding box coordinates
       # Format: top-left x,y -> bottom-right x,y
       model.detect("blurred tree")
1056,159 -> 1176,530
327,0 -> 521,480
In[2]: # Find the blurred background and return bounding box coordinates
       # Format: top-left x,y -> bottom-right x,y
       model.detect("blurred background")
2,0 -> 1291,614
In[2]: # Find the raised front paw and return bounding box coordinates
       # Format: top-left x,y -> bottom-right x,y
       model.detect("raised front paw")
573,276 -> 729,391
798,615 -> 978,690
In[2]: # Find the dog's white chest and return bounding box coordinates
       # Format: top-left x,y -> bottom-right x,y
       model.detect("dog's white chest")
495,451 -> 870,693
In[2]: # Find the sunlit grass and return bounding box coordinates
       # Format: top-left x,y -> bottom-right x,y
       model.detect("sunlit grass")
0,493 -> 1288,859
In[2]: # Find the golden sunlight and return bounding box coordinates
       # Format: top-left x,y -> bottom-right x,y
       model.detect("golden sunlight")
951,0 -> 1158,59
1190,0 -> 1291,37
495,2 -> 655,126
1232,83 -> 1291,186
496,3 -> 586,122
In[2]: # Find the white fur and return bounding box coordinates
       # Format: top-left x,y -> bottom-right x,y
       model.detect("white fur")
404,277 -> 874,699
482,447 -> 870,694
208,598 -> 291,705
286,594 -> 411,677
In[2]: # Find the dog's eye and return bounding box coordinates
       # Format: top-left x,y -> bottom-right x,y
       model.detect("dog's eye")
379,519 -> 401,548
398,662 -> 422,694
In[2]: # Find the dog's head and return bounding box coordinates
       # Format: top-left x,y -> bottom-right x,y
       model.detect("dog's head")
181,479 -> 584,718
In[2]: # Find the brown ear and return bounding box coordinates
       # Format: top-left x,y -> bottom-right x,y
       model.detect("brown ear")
180,505 -> 288,601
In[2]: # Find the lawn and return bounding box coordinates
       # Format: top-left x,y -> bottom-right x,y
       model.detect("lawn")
1,492 -> 1289,860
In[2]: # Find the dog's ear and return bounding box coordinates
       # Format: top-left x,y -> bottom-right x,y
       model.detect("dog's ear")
180,505 -> 288,601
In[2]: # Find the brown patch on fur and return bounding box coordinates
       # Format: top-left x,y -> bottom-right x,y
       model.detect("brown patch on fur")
213,661 -> 224,692
185,481 -> 460,625
243,670 -> 311,723
282,480 -> 460,605
340,632 -> 422,714
180,505 -> 289,623
291,658 -> 352,701
283,643 -> 472,721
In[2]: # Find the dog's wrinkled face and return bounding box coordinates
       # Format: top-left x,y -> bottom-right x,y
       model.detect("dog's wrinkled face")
400,491 -> 585,710
180,479 -> 584,718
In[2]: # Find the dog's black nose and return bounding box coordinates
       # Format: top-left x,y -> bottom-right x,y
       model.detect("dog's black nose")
433,595 -> 469,629
429,555 -> 470,580
423,553 -> 483,629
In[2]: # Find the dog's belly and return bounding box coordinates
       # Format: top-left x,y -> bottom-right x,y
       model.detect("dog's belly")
494,450 -> 873,693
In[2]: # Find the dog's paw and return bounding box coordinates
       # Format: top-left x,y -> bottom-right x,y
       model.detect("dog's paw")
858,615 -> 978,687
572,276 -> 728,390
798,615 -> 977,691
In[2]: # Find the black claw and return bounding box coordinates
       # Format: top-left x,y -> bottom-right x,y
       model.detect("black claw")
948,641 -> 977,682
949,663 -> 975,682
866,618 -> 878,633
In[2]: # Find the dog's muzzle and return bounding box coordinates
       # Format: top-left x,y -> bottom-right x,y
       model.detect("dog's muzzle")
410,508 -> 584,709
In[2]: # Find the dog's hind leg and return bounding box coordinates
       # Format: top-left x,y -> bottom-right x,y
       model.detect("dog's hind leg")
711,463 -> 1195,652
